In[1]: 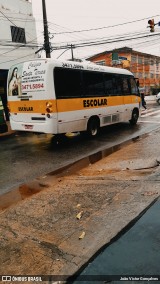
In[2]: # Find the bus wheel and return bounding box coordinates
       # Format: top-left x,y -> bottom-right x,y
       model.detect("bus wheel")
130,109 -> 139,126
87,117 -> 100,137
157,99 -> 160,105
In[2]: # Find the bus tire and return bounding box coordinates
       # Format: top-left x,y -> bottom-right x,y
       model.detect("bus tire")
130,109 -> 139,126
87,117 -> 100,137
157,99 -> 160,105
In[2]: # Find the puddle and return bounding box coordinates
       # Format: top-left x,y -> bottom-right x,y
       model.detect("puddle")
47,145 -> 121,177
0,133 -> 150,211
0,181 -> 48,211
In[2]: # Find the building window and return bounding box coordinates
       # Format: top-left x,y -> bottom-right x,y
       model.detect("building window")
150,73 -> 154,78
138,73 -> 143,78
144,58 -> 148,65
10,26 -> 26,43
144,73 -> 148,79
138,57 -> 143,64
156,63 -> 159,71
95,60 -> 106,66
131,56 -> 137,63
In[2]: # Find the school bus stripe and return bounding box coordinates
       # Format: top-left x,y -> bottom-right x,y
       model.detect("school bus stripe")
8,100 -> 57,113
8,95 -> 140,113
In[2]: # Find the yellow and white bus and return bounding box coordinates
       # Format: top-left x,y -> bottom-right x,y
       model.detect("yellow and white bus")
7,59 -> 140,137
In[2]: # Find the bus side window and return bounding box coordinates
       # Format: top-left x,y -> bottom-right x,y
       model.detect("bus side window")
112,76 -> 122,96
82,71 -> 104,97
122,77 -> 130,95
130,78 -> 139,96
54,68 -> 82,99
104,74 -> 123,96
104,74 -> 114,96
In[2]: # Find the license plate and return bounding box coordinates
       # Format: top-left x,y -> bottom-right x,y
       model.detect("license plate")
24,124 -> 33,130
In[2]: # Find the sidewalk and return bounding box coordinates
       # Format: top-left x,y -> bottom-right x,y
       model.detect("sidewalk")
0,127 -> 160,282
145,95 -> 156,103
74,198 -> 160,282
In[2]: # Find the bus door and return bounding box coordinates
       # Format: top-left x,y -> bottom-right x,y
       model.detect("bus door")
7,60 -> 56,132
121,76 -> 133,120
104,74 -> 124,123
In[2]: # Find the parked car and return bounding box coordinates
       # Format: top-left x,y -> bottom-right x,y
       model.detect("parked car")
0,97 -> 8,133
156,92 -> 160,105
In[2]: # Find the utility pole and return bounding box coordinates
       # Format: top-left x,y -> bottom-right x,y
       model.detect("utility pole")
42,0 -> 51,58
70,44 -> 75,61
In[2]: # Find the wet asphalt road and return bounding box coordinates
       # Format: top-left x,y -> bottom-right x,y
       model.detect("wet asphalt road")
0,102 -> 160,195
72,198 -> 160,284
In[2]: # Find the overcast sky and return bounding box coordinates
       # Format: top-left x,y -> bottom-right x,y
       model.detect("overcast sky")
32,0 -> 160,60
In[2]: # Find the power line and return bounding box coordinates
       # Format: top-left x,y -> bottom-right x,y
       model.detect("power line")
0,51 -> 37,65
0,39 -> 41,57
37,16 -> 160,58
51,32 -> 160,50
0,10 -> 17,27
50,15 -> 160,35
34,14 -> 160,47
52,30 -> 150,47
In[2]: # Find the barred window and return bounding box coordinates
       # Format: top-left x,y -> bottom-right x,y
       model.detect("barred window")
10,26 -> 26,44
138,57 -> 143,64
131,56 -> 137,63
144,58 -> 149,65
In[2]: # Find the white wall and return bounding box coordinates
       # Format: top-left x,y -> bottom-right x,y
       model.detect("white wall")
0,0 -> 38,69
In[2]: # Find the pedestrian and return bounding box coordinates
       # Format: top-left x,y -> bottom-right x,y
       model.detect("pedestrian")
141,92 -> 147,110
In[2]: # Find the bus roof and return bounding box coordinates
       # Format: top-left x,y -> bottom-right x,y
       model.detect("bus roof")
9,58 -> 134,76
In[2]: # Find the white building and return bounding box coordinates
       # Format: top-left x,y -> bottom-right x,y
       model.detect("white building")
0,0 -> 38,68
0,0 -> 39,119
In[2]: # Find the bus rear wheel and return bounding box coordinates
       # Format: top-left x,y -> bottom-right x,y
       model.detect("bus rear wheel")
87,117 -> 100,137
130,109 -> 139,126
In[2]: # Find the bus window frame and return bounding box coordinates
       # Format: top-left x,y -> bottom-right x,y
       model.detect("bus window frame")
54,67 -> 139,99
